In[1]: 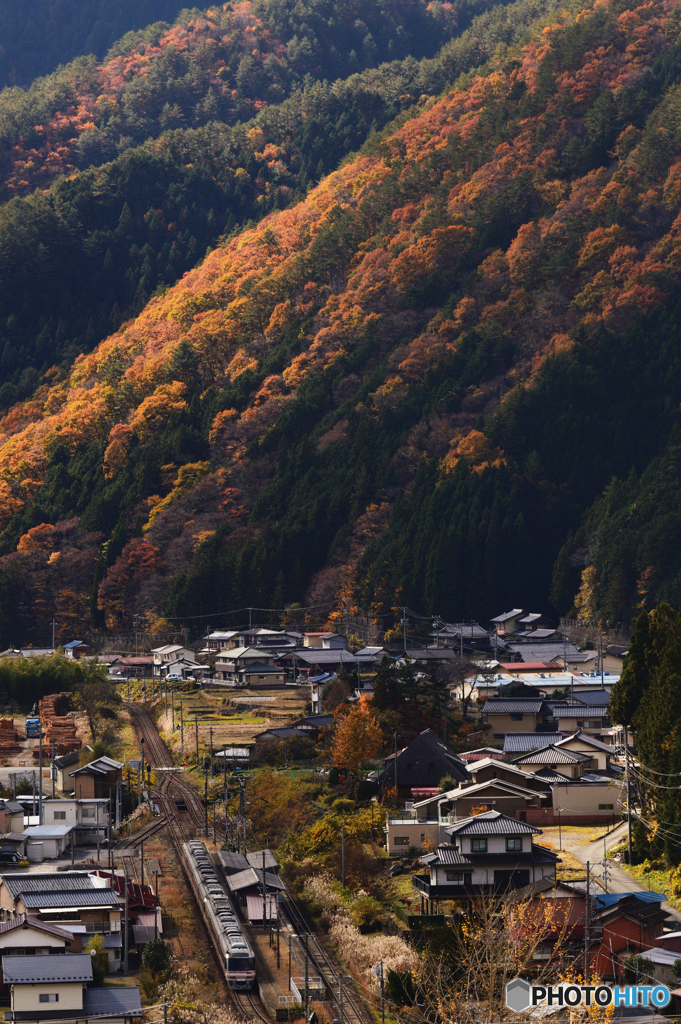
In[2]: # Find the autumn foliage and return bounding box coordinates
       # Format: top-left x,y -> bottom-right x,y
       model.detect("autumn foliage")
0,0 -> 679,637
333,697 -> 382,774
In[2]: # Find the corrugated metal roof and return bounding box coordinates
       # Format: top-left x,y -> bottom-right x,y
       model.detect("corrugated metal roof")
507,643 -> 581,660
503,734 -> 563,752
246,850 -> 279,871
2,953 -> 92,983
83,986 -> 142,1017
445,811 -> 541,835
218,851 -> 250,873
21,889 -> 120,908
2,873 -> 93,900
23,825 -> 73,838
483,700 -> 545,713
597,891 -> 666,907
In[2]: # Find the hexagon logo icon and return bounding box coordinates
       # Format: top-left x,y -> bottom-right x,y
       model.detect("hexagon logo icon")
505,977 -> 531,1012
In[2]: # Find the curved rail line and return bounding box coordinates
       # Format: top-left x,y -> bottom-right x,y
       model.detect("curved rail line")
122,701 -> 371,1024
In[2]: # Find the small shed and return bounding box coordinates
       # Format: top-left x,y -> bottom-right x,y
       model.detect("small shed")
22,824 -> 73,859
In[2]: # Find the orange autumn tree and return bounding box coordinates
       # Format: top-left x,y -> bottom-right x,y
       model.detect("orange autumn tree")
332,696 -> 382,775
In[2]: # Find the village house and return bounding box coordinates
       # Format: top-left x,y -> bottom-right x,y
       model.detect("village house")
70,756 -> 122,801
54,753 -> 80,795
377,728 -> 468,797
107,656 -> 154,680
0,915 -> 74,960
0,874 -> 122,970
412,811 -> 559,909
214,647 -> 286,686
2,953 -> 141,1024
490,610 -> 527,636
511,744 -> 593,778
481,698 -> 554,739
151,645 -> 196,679
385,777 -> 547,853
62,642 -> 94,661
41,799 -> 110,846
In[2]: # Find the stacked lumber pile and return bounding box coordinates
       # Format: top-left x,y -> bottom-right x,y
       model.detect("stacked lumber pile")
0,717 -> 20,756
34,692 -> 81,758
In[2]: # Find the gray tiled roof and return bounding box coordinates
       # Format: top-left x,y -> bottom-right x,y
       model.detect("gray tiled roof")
83,987 -> 142,1017
0,915 -> 73,940
2,873 -> 93,900
483,700 -> 545,714
21,889 -> 120,909
513,746 -> 590,765
445,810 -> 541,835
558,732 -> 615,753
422,845 -> 560,865
2,953 -> 92,983
503,733 -> 563,753
551,706 -> 608,718
507,643 -> 580,661
571,689 -> 611,706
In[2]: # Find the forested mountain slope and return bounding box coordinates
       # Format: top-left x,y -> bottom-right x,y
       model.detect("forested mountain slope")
0,0 -> 679,643
0,0 -> 548,408
0,0 -> 193,88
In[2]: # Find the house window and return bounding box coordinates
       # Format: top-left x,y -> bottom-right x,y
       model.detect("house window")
82,807 -> 96,818
506,837 -> 523,852
53,811 -> 66,820
493,734 -> 504,739
445,871 -> 465,882
533,947 -> 552,961
510,714 -> 523,721
39,995 -> 58,1003
394,837 -> 409,846
471,838 -> 487,852
599,804 -> 614,810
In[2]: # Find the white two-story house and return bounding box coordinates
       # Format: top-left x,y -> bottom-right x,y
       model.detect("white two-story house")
413,810 -> 559,906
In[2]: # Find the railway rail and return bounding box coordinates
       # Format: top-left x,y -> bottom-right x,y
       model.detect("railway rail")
121,701 -> 371,1024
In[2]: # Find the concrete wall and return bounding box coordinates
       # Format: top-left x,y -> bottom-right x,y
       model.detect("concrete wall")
385,819 -> 439,855
485,714 -> 540,737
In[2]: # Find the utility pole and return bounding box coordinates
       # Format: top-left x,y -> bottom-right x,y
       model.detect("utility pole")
584,861 -> 590,982
180,702 -> 184,758
625,725 -> 633,866
304,934 -> 309,1020
139,737 -> 145,808
171,689 -> 175,731
123,871 -> 129,973
209,727 -> 213,783
52,618 -> 56,650
401,607 -> 407,653
195,714 -> 199,765
393,732 -> 398,801
341,825 -> 345,888
141,840 -> 144,890
38,722 -> 43,825
205,771 -> 208,838
51,742 -> 55,799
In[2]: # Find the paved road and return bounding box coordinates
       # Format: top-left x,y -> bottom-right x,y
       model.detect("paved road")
569,822 -> 681,925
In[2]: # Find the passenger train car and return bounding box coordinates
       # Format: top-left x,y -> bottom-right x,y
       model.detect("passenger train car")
184,840 -> 256,990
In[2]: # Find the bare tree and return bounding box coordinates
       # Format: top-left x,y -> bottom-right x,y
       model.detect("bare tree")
406,891 -> 610,1024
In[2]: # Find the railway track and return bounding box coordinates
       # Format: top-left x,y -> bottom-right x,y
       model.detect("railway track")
122,701 -> 370,1024
280,896 -> 371,1024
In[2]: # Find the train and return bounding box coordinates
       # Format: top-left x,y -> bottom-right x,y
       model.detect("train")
184,840 -> 256,990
